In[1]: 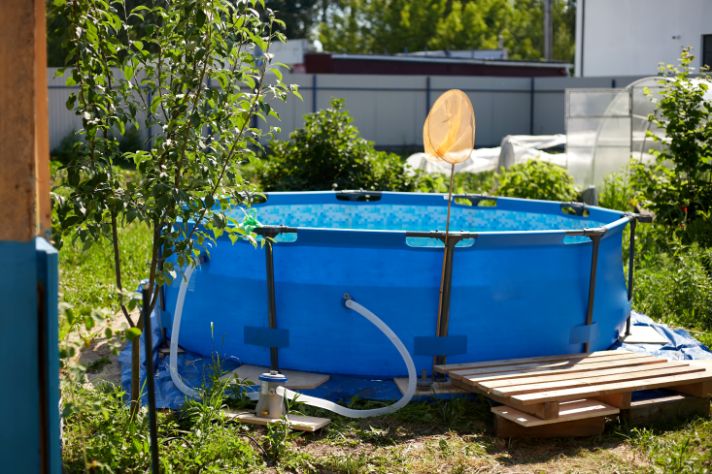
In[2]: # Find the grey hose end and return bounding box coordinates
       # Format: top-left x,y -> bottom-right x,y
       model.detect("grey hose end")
342,293 -> 352,305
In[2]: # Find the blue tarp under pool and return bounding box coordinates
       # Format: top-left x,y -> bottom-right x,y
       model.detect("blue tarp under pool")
120,311 -> 712,410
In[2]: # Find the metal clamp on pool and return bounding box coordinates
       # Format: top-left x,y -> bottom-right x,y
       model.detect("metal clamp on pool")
621,210 -> 653,336
565,226 -> 607,353
253,226 -> 298,372
407,231 -> 477,372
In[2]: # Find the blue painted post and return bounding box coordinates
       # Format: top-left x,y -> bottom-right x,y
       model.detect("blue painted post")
0,242 -> 41,473
36,239 -> 60,472
0,239 -> 59,473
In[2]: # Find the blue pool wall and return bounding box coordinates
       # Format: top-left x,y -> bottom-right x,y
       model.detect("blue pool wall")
161,192 -> 631,377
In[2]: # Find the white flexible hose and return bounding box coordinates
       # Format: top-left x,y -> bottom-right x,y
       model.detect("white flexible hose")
275,297 -> 418,418
169,264 -> 199,399
169,265 -> 418,417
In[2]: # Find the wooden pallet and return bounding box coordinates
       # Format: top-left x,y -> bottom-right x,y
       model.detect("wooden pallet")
435,350 -> 712,436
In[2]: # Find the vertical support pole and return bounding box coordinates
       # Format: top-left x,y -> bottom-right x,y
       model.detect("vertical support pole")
265,240 -> 279,371
434,240 -> 456,368
142,288 -> 160,474
1,0 -> 40,241
34,0 -> 51,239
311,74 -> 318,113
543,0 -> 553,60
425,76 -> 431,119
625,218 -> 637,336
583,233 -> 602,353
529,77 -> 535,135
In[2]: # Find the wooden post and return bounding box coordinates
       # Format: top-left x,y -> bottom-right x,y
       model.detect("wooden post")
0,0 -> 50,242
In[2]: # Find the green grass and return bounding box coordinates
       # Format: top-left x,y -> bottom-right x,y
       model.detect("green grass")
60,376 -> 712,473
58,222 -> 151,342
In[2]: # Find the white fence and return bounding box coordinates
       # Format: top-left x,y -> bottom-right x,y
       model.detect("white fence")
48,68 -> 643,151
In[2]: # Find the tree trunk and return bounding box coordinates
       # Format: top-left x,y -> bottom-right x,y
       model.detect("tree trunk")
129,333 -> 141,417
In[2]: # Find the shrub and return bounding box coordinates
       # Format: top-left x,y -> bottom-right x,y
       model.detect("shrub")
50,133 -> 83,166
634,243 -> 712,330
261,98 -> 416,191
631,49 -> 712,244
598,170 -> 636,211
495,160 -> 578,201
406,169 -> 496,195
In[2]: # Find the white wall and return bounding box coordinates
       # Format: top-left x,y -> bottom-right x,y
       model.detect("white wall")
575,0 -> 712,77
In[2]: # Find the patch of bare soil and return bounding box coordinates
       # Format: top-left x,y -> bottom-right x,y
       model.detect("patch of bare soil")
76,311 -> 133,387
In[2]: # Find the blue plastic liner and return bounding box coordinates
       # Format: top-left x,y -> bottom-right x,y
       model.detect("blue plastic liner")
613,311 -> 712,360
120,310 -> 711,409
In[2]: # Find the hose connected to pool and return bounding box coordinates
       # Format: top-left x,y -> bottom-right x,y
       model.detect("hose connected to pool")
169,264 -> 199,399
169,265 -> 417,418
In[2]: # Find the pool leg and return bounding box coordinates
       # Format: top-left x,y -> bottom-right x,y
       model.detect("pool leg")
434,238 -> 457,377
583,233 -> 602,353
625,218 -> 637,336
265,240 -> 279,371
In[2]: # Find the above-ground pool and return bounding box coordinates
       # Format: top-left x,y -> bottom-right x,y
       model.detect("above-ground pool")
161,191 -> 633,378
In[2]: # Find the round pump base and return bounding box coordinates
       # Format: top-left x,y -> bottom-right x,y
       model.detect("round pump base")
225,411 -> 331,432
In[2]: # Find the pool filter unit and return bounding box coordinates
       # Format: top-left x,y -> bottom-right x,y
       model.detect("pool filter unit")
255,371 -> 288,419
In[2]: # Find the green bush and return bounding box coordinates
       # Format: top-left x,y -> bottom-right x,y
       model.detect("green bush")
598,170 -> 636,211
51,133 -> 83,165
495,160 -> 578,201
631,49 -> 712,244
409,170 -> 496,195
261,98 -> 416,191
634,243 -> 712,330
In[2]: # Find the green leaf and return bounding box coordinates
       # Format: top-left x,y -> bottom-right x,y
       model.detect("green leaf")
125,327 -> 142,340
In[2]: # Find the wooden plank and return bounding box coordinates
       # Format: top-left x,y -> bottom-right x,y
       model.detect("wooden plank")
221,365 -> 329,390
596,392 -> 632,409
444,351 -> 643,377
623,394 -> 710,426
489,365 -> 704,397
513,371 -> 712,405
448,352 -> 658,379
452,356 -> 667,386
480,360 -> 693,390
434,350 -> 625,374
492,399 -> 619,427
393,377 -> 466,396
450,378 -> 559,419
225,411 -> 331,432
34,0 -> 51,237
494,415 -> 606,439
673,380 -> 712,398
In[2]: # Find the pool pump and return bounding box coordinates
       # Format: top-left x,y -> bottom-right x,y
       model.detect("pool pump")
255,371 -> 288,419
238,369 -> 330,432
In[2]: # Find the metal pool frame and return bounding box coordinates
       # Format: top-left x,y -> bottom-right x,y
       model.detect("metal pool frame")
243,191 -> 651,375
